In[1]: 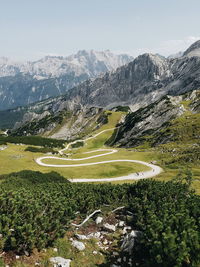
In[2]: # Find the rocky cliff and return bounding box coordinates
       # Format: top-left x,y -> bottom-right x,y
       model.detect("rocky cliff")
18,40 -> 200,115
107,90 -> 200,148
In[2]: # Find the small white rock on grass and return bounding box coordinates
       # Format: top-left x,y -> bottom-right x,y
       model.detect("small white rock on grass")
95,216 -> 103,224
75,233 -> 88,240
71,240 -> 85,251
103,239 -> 108,245
103,223 -> 116,232
87,231 -> 101,239
50,257 -> 71,267
118,221 -> 125,227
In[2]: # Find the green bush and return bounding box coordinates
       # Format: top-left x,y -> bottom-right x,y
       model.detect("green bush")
0,170 -> 199,267
126,180 -> 200,267
71,141 -> 84,148
24,146 -> 56,154
0,136 -> 65,148
112,106 -> 130,112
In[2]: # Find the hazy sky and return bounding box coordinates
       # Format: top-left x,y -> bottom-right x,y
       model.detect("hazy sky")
0,0 -> 200,61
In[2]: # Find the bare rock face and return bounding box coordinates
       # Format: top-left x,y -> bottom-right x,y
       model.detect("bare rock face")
121,230 -> 142,255
183,40 -> 200,57
107,95 -> 184,148
61,41 -> 200,112
63,53 -> 171,111
50,257 -> 71,267
103,223 -> 116,232
118,221 -> 125,227
107,89 -> 200,148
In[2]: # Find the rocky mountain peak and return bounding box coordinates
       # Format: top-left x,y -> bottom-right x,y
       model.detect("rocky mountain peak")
183,39 -> 200,57
0,50 -> 133,79
130,53 -> 170,81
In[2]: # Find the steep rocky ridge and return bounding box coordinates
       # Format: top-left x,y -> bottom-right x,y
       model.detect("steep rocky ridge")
18,40 -> 200,113
183,40 -> 200,57
62,42 -> 200,111
107,90 -> 200,148
10,107 -> 111,141
1,40 -> 200,131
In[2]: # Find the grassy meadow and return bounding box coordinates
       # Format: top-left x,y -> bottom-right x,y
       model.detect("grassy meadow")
0,110 -> 200,192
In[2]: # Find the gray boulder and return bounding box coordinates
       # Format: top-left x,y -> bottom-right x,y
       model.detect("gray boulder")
50,257 -> 71,267
71,240 -> 85,251
121,230 -> 142,255
103,223 -> 116,232
75,234 -> 88,240
95,216 -> 103,224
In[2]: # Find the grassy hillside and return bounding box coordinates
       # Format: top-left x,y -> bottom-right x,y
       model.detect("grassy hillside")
137,110 -> 200,192
0,111 -> 151,179
10,107 -> 110,140
0,106 -> 199,189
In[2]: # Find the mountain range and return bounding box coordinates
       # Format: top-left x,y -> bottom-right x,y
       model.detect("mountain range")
1,40 -> 200,133
0,50 -> 133,110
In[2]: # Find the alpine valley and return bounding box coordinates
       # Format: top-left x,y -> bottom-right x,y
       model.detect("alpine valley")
0,41 -> 200,267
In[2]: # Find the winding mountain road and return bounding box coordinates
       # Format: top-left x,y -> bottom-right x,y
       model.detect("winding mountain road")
35,128 -> 162,182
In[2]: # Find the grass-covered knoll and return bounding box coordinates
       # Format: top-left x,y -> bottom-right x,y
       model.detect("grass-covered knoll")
0,170 -> 199,267
65,111 -> 124,150
81,111 -> 124,150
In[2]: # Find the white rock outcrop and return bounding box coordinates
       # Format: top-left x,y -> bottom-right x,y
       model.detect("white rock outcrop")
71,240 -> 85,251
95,216 -> 103,224
118,221 -> 125,227
121,230 -> 142,255
75,234 -> 88,240
103,223 -> 116,232
50,257 -> 71,267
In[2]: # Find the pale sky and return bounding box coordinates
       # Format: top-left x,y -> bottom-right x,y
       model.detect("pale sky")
0,0 -> 200,61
